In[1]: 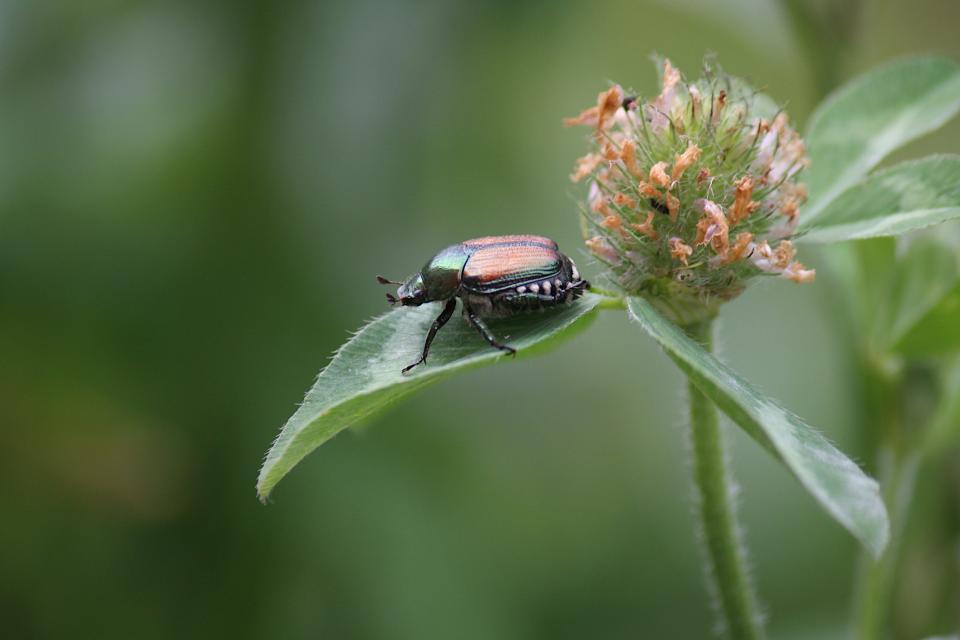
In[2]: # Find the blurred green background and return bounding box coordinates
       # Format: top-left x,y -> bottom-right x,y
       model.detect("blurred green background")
1,1 -> 958,638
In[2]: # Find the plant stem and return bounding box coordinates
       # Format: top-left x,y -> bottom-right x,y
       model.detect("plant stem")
854,355 -> 959,638
853,449 -> 917,640
684,320 -> 766,640
853,358 -> 936,640
852,355 -> 902,640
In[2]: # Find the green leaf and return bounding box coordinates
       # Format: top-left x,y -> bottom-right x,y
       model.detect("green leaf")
799,156 -> 960,243
257,293 -> 606,500
627,297 -> 889,557
874,238 -> 958,351
803,57 -> 960,221
893,282 -> 960,357
815,238 -> 896,338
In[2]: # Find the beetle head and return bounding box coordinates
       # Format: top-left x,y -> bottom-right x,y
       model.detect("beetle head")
396,272 -> 427,305
381,272 -> 427,306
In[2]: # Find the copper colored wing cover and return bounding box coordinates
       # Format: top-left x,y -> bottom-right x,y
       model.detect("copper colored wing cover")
461,243 -> 563,292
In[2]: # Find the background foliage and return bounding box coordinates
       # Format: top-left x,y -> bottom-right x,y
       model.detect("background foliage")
1,1 -> 958,638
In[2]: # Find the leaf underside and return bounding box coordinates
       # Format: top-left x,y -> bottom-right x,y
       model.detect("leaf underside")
803,56 -> 960,220
799,155 -> 960,243
628,297 -> 889,557
257,293 -> 603,500
874,238 -> 959,352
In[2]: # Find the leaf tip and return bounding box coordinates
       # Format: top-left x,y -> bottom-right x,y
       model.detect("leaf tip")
865,501 -> 891,560
256,475 -> 272,504
256,456 -> 280,504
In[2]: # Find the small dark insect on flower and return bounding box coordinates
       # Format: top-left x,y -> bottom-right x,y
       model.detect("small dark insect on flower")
378,235 -> 589,374
649,198 -> 670,215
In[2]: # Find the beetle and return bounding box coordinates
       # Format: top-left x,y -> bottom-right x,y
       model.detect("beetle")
378,235 -> 589,374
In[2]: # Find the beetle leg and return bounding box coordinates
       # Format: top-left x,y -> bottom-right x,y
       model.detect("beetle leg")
569,280 -> 589,299
464,306 -> 516,357
402,298 -> 457,374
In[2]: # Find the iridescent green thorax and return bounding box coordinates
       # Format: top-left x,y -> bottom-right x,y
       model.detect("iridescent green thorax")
421,243 -> 473,300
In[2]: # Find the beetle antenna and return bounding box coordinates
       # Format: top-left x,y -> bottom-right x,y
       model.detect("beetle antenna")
385,293 -> 398,305
377,275 -> 403,285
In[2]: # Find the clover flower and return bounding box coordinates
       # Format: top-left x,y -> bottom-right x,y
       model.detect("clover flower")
567,59 -> 813,324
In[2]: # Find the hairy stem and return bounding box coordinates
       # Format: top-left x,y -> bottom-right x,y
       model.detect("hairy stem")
684,320 -> 766,640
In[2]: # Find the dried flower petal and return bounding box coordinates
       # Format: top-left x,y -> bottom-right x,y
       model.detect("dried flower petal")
591,194 -> 611,217
781,199 -> 799,220
564,85 -> 624,133
665,192 -> 680,221
613,192 -> 637,209
637,182 -> 662,198
585,236 -> 618,263
571,153 -> 603,183
631,212 -> 658,240
671,142 -> 701,181
729,176 -> 759,225
620,139 -> 641,177
721,232 -> 754,264
694,199 -> 729,255
646,59 -> 682,132
711,90 -> 727,126
602,215 -> 629,238
650,162 -> 671,188
564,107 -> 597,128
669,237 -> 693,265
595,86 -> 624,133
750,240 -> 774,272
773,240 -> 796,269
689,85 -> 702,118
662,60 -> 681,91
783,262 -> 816,283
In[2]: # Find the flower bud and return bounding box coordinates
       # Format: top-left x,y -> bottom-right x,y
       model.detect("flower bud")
567,59 -> 813,324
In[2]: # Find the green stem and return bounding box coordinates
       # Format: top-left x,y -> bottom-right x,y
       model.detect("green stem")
853,449 -> 917,640
852,356 -> 902,640
853,357 -> 937,640
684,320 -> 766,640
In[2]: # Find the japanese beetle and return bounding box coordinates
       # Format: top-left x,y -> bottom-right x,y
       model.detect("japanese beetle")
378,235 -> 589,373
